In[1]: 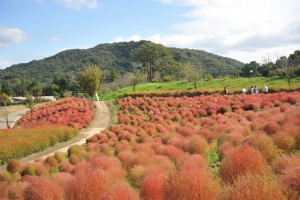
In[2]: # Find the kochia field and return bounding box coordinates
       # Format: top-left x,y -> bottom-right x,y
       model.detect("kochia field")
1,91 -> 300,199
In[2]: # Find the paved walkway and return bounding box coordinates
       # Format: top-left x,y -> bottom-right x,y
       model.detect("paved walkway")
0,108 -> 29,129
0,101 -> 109,170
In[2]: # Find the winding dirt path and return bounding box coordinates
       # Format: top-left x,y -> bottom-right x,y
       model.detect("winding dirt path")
0,101 -> 109,171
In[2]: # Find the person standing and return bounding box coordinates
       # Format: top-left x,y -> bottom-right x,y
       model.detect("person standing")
254,86 -> 259,94
250,86 -> 254,94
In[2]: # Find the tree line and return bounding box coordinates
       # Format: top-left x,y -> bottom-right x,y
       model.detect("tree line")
1,42 -> 300,102
241,50 -> 300,87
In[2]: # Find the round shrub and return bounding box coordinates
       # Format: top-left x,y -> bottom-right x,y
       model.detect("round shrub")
45,156 -> 59,167
221,173 -> 295,200
0,183 -> 7,199
21,164 -> 36,176
218,141 -> 235,160
101,182 -> 140,200
6,181 -> 29,200
59,160 -> 75,173
23,176 -> 64,200
187,135 -> 208,156
272,131 -> 296,152
6,158 -> 23,174
54,151 -> 66,163
69,154 -> 81,165
252,133 -> 279,163
67,145 -> 82,159
272,154 -> 300,175
66,168 -> 115,200
50,172 -> 74,199
163,168 -> 220,200
263,121 -> 281,135
280,166 -> 300,198
35,165 -> 50,177
140,173 -> 164,200
175,153 -> 208,171
0,170 -> 12,183
129,165 -> 145,187
219,145 -> 271,183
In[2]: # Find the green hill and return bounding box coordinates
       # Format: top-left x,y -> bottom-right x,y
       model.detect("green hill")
0,40 -> 244,85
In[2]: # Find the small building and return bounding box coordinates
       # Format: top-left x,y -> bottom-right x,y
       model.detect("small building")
10,96 -> 56,104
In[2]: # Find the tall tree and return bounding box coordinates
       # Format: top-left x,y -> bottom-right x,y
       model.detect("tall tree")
130,42 -> 178,82
79,64 -> 103,100
108,67 -> 118,82
241,61 -> 261,77
275,51 -> 300,87
0,93 -> 10,129
1,81 -> 13,96
261,54 -> 274,77
182,62 -> 205,89
24,94 -> 35,121
131,72 -> 144,92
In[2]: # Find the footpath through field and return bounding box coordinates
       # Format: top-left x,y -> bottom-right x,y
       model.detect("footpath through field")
0,108 -> 29,129
0,101 -> 109,171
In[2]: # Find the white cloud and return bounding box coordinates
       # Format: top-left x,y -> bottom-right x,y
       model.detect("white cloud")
56,0 -> 98,10
0,26 -> 27,48
0,56 -> 10,69
140,0 -> 300,63
51,37 -> 61,43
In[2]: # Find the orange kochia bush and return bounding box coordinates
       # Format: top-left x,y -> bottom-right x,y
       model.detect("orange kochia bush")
2,91 -> 300,199
16,97 -> 95,129
0,126 -> 79,165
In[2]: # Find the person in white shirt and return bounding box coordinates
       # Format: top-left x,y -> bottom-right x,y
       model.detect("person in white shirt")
250,86 -> 254,94
262,85 -> 268,94
242,88 -> 247,95
254,86 -> 259,94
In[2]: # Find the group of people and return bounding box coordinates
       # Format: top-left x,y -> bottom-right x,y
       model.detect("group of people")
242,85 -> 268,95
222,85 -> 268,95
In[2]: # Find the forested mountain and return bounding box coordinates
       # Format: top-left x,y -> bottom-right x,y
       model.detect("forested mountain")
0,40 -> 244,85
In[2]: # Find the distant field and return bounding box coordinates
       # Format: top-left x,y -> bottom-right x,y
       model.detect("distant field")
100,76 -> 300,100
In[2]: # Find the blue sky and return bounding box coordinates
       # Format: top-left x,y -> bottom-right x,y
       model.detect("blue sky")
1,0 -> 300,69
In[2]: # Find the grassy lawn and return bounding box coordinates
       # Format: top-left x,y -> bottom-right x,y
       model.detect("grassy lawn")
100,76 -> 300,100
0,104 -> 27,119
104,100 -> 119,128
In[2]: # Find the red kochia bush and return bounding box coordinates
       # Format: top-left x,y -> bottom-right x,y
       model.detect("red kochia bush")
0,181 -> 8,198
100,182 -> 139,200
50,172 -> 74,199
21,176 -> 64,200
281,167 -> 300,198
140,173 -> 164,200
272,154 -> 300,175
66,168 -> 115,200
263,121 -> 281,135
272,131 -> 296,152
6,181 -> 29,200
251,133 -> 279,163
219,145 -> 271,183
221,173 -> 296,200
6,158 -> 23,173
163,168 -> 220,200
175,153 -> 208,171
187,135 -> 208,156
